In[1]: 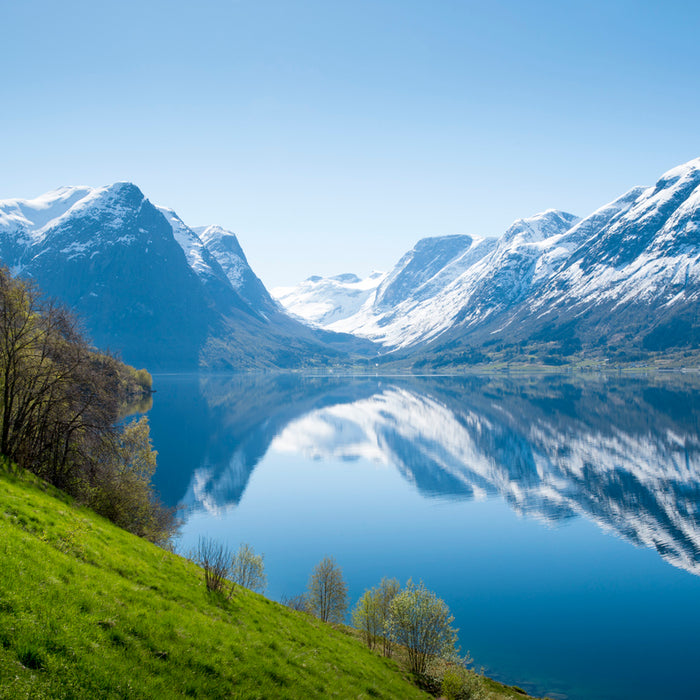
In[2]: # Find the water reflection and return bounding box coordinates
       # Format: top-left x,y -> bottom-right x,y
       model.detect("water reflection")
151,373 -> 700,576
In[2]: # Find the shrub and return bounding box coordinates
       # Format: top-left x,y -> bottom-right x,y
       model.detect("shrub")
442,665 -> 487,700
352,588 -> 381,650
88,417 -> 177,545
195,537 -> 230,593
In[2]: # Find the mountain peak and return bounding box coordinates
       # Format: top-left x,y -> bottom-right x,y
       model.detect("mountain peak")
501,209 -> 579,246
656,156 -> 700,184
272,270 -> 386,327
412,233 -> 475,251
104,181 -> 143,196
195,225 -> 246,259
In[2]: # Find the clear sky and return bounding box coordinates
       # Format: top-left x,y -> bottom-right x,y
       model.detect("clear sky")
2,0 -> 699,287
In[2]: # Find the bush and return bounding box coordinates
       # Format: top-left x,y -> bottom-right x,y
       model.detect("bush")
442,665 -> 487,700
132,368 -> 153,391
88,417 -> 177,545
195,537 -> 230,593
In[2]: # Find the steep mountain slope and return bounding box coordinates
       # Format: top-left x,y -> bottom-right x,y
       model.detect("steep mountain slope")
274,234 -> 500,348
195,224 -> 281,317
0,183 -> 218,369
326,212 -> 576,349
526,159 -> 700,349
275,157 -> 700,361
0,184 -> 372,370
431,158 -> 700,357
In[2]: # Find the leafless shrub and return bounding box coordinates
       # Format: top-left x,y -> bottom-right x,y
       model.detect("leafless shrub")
281,593 -> 309,612
195,536 -> 230,593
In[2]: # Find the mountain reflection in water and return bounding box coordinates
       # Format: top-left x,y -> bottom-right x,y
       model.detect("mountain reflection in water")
149,373 -> 700,577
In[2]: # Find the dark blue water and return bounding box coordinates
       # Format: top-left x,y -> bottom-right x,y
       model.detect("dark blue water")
147,373 -> 700,700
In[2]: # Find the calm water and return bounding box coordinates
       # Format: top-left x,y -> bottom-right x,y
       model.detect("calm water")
147,373 -> 700,700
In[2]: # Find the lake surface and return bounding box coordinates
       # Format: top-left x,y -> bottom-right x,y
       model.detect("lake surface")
147,372 -> 700,700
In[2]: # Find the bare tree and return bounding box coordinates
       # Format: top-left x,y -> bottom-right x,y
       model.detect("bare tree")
307,556 -> 348,623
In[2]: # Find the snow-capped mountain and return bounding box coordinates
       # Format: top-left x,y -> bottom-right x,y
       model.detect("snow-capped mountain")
194,225 -> 281,317
509,159 -> 700,351
349,210 -> 578,348
276,212 -> 576,349
0,182 -> 218,369
3,156 -> 698,369
274,157 -> 700,359
0,183 -> 369,370
272,271 -> 386,326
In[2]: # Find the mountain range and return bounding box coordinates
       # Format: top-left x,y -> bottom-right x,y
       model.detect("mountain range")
274,158 -> 700,365
1,157 -> 698,370
0,183 -> 369,370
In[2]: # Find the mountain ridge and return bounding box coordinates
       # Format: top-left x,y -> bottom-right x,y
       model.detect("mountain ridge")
274,157 -> 700,363
0,182 -> 374,370
4,156 -> 700,371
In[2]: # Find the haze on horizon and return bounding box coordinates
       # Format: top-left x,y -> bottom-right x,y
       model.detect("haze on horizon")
2,0 -> 699,288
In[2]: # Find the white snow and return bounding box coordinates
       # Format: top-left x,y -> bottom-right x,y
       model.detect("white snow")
195,225 -> 249,290
272,271 -> 387,327
323,213 -> 577,348
157,206 -> 213,276
0,185 -> 95,243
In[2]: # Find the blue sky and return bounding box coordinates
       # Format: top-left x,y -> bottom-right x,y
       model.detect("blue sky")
2,0 -> 699,286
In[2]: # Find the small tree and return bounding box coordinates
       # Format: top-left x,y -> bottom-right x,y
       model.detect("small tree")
195,537 -> 230,593
377,577 -> 400,656
230,543 -> 266,593
387,580 -> 458,675
352,588 -> 380,650
307,556 -> 348,623
352,577 -> 400,654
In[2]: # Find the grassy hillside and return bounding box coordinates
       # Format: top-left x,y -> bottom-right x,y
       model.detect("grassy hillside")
0,463 -> 539,699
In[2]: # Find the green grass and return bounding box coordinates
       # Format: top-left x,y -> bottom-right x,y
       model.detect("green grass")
0,462 -> 541,699
0,464 -> 429,699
